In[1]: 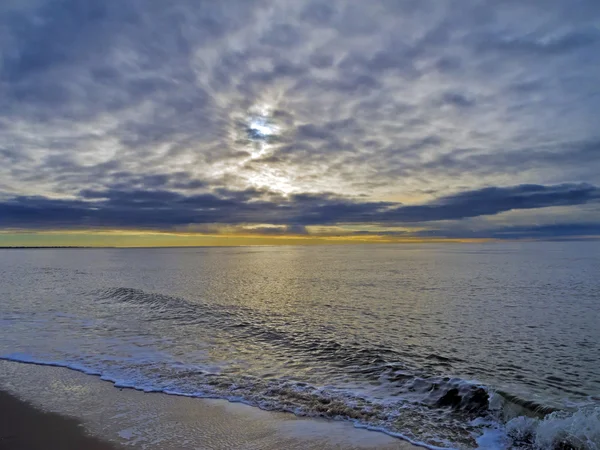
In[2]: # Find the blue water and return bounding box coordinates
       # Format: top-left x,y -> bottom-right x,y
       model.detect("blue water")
1,243 -> 599,448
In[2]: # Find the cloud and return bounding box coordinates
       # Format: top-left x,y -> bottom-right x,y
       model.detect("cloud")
439,91 -> 476,108
378,183 -> 600,224
474,29 -> 599,56
1,184 -> 599,238
1,0 -> 600,239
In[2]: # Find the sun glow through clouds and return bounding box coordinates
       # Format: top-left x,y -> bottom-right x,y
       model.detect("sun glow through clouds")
246,106 -> 279,147
248,117 -> 276,139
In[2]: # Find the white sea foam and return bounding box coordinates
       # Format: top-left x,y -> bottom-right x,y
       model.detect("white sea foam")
0,353 -> 453,449
4,352 -> 599,449
506,407 -> 600,449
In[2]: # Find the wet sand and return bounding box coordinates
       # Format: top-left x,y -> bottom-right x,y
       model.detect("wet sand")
0,360 -> 420,450
0,390 -> 119,450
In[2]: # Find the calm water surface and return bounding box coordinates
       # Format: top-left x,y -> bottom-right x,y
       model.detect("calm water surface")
1,243 -> 599,448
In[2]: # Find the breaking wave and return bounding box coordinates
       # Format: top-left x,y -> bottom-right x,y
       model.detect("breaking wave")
3,286 -> 599,449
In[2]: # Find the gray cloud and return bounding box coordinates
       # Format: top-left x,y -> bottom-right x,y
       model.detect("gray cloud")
1,0 -> 600,238
1,184 -> 599,234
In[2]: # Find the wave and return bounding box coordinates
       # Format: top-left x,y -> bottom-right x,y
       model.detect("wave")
504,407 -> 600,449
4,352 -> 598,449
0,353 -> 451,450
494,391 -> 560,418
95,288 -> 445,376
5,286 -> 597,449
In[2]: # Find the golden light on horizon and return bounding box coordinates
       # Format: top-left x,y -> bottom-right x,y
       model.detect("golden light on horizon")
0,228 -> 492,248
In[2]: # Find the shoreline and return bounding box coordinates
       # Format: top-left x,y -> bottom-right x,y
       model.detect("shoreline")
0,360 -> 419,450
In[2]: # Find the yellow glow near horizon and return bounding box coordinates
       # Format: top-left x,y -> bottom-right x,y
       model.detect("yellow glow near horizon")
0,230 -> 492,247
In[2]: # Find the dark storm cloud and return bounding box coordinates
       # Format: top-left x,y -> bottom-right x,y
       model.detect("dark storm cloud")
378,184 -> 600,224
1,184 -> 599,233
1,0 -> 600,238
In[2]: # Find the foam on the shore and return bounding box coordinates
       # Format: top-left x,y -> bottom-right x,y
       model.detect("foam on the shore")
0,359 -> 418,450
3,354 -> 599,449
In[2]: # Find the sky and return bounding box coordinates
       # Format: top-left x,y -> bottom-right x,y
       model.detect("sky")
1,0 -> 600,246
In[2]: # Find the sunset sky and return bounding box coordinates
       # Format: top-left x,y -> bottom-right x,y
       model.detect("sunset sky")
2,0 -> 600,246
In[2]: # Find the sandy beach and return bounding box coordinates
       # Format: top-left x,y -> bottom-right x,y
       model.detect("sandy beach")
0,389 -> 118,450
0,360 -> 419,450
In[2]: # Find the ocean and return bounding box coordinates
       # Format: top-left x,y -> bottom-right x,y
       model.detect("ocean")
1,242 -> 599,449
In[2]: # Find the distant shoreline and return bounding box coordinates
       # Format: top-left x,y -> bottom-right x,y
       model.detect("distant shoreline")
0,246 -> 102,249
0,238 -> 598,249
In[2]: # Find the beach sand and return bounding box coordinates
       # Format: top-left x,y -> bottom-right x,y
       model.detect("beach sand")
0,360 -> 419,449
0,389 -> 118,450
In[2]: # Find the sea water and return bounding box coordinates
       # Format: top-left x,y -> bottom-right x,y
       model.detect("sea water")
1,243 -> 599,449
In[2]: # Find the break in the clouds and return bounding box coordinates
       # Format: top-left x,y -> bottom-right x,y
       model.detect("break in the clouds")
1,0 -> 600,239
